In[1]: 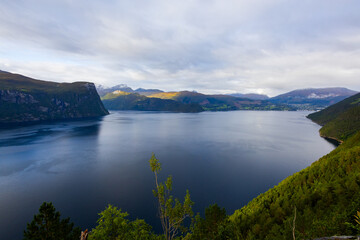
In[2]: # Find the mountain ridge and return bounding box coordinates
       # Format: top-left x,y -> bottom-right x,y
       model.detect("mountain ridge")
97,84 -> 358,110
0,71 -> 108,123
269,87 -> 358,110
101,91 -> 204,113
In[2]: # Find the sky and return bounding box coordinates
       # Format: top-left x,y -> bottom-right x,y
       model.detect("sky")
0,0 -> 360,97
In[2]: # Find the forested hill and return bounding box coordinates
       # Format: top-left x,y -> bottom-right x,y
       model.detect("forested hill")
228,97 -> 360,239
101,91 -> 204,113
307,92 -> 360,142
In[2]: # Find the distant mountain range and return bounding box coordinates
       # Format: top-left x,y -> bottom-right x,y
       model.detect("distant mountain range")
97,85 -> 358,111
96,84 -> 163,97
269,87 -> 358,110
100,87 -> 294,112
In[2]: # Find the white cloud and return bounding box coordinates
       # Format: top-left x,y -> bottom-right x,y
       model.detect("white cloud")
0,0 -> 360,96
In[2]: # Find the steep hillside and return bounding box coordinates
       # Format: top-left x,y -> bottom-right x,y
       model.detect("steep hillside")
0,71 -> 108,123
227,95 -> 360,239
270,88 -> 357,110
307,93 -> 360,141
229,131 -> 360,239
101,91 -> 203,113
149,91 -> 294,111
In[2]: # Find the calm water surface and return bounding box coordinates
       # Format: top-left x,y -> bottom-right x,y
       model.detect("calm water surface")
0,111 -> 335,239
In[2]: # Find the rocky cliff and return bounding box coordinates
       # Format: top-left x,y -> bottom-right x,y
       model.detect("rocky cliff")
0,71 -> 108,123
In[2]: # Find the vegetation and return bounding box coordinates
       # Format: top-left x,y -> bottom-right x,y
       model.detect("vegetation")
308,93 -> 360,141
89,205 -> 157,240
150,154 -> 194,240
23,202 -> 81,240
227,131 -> 360,239
101,91 -> 204,113
189,204 -> 234,240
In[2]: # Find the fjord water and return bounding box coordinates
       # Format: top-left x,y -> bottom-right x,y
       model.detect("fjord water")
0,111 -> 334,239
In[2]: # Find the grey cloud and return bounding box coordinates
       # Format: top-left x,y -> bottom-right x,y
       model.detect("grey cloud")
0,0 -> 360,95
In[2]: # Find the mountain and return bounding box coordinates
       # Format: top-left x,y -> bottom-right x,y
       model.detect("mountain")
148,91 -> 294,111
96,84 -> 164,97
307,92 -> 360,142
134,88 -> 164,96
227,100 -> 360,239
269,87 -> 358,110
101,91 -> 203,113
96,84 -> 134,97
229,93 -> 269,100
0,71 -> 108,123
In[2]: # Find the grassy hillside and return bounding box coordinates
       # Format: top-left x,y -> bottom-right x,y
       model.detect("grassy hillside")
229,131 -> 360,239
308,93 -> 360,141
101,91 -> 204,113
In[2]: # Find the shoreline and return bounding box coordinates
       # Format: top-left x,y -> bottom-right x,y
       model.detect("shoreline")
320,134 -> 343,146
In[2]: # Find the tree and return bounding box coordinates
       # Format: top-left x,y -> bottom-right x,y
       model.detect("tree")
149,153 -> 194,240
89,204 -> 156,240
23,202 -> 81,240
190,203 -> 233,240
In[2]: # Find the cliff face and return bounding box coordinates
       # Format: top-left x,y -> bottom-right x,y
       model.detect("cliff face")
0,71 -> 108,123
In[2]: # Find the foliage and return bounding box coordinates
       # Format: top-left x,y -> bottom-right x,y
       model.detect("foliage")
308,93 -> 360,141
189,203 -> 234,240
89,204 -> 157,240
355,211 -> 360,226
23,202 -> 81,240
346,211 -> 360,233
228,132 -> 360,239
149,153 -> 194,240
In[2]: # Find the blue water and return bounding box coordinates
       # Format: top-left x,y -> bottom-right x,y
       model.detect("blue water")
0,111 -> 335,239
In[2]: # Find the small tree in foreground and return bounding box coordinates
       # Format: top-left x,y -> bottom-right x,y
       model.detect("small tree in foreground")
23,202 -> 80,240
149,153 -> 194,240
89,204 -> 156,240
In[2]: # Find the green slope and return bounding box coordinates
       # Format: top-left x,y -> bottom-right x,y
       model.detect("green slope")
308,93 -> 360,141
0,71 -> 108,123
227,94 -> 360,239
101,91 -> 204,113
229,132 -> 360,239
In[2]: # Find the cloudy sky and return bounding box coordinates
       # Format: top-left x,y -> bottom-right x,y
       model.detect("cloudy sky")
0,0 -> 360,96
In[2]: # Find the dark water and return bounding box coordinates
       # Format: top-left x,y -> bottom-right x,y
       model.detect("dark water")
0,111 -> 335,239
